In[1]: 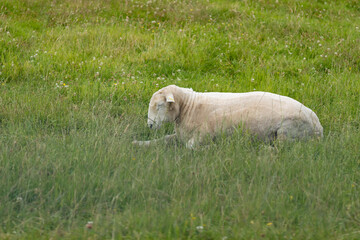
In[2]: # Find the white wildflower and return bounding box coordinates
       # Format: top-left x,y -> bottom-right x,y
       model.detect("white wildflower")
86,221 -> 93,229
196,226 -> 204,232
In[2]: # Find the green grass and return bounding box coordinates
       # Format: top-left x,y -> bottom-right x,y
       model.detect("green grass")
0,0 -> 360,239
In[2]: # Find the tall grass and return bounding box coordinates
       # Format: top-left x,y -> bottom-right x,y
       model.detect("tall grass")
0,0 -> 359,239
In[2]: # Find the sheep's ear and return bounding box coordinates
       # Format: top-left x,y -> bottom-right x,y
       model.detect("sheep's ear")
166,93 -> 175,103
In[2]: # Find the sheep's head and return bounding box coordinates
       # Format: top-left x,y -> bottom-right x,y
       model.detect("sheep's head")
147,87 -> 180,129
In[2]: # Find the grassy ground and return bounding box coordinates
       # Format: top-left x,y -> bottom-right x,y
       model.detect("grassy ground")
0,0 -> 360,239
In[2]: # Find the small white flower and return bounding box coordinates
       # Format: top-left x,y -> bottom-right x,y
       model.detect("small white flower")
251,78 -> 255,82
86,221 -> 93,229
16,197 -> 23,202
196,226 -> 204,232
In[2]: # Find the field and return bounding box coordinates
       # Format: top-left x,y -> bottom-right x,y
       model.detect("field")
0,0 -> 360,239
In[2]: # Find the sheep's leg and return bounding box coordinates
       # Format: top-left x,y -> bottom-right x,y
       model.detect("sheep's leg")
185,137 -> 196,149
132,134 -> 177,147
185,135 -> 204,149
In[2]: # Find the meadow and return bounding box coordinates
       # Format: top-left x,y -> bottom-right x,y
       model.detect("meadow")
0,0 -> 359,239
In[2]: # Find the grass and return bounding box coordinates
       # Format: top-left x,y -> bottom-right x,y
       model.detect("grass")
0,0 -> 359,239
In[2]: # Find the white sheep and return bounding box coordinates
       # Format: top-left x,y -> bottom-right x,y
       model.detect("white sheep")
133,85 -> 323,148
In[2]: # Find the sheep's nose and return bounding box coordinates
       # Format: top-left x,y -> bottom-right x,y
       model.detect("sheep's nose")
149,124 -> 153,129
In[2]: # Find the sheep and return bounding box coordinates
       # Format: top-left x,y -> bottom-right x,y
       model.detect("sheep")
133,85 -> 323,148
